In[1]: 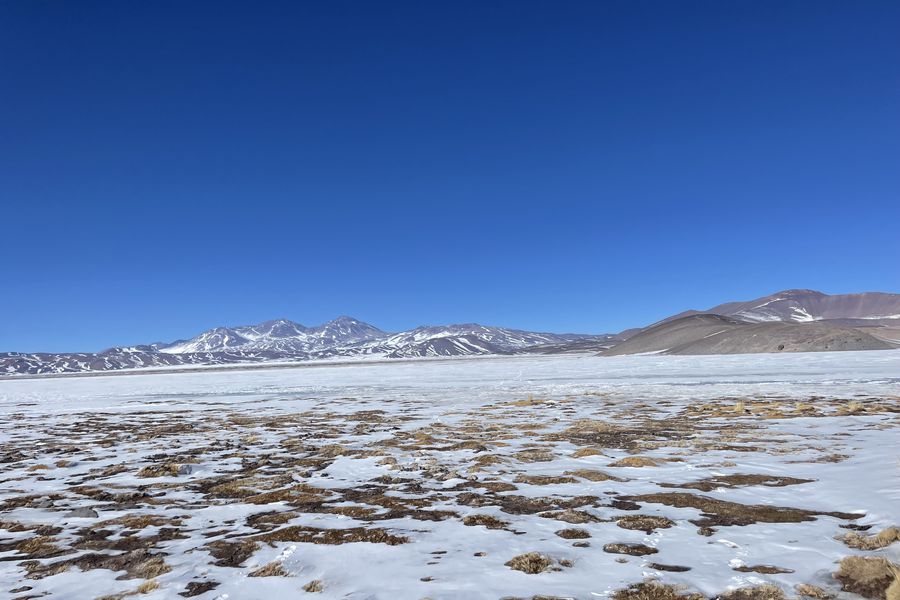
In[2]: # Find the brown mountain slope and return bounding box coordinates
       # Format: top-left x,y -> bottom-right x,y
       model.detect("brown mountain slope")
604,314 -> 896,356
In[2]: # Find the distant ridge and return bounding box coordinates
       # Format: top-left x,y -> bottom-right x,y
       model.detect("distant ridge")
1,317 -> 614,375
2,289 -> 898,375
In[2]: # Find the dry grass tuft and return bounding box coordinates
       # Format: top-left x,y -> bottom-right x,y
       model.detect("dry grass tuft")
834,555 -> 899,599
733,565 -> 794,574
571,447 -> 606,458
303,579 -> 324,592
136,580 -> 159,593
794,584 -> 835,599
565,468 -> 623,482
514,474 -> 578,485
720,585 -> 785,600
844,400 -> 866,414
248,561 -> 289,577
513,448 -> 556,463
610,456 -> 661,468
16,536 -> 62,558
505,552 -> 554,574
462,514 -> 510,529
840,527 -> 900,550
555,527 -> 590,539
603,542 -> 658,556
136,463 -> 182,478
617,515 -> 675,533
611,581 -> 704,600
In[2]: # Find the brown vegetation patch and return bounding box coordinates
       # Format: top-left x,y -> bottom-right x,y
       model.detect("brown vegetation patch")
136,463 -> 184,478
539,509 -> 603,524
648,563 -> 692,572
179,581 -> 220,597
840,527 -> 900,550
834,556 -> 899,600
720,585 -> 786,600
611,581 -> 704,600
463,514 -> 510,529
624,492 -> 860,527
617,515 -> 676,533
248,561 -> 289,577
565,468 -> 624,482
555,527 -> 590,539
505,552 -> 560,574
664,474 -> 814,492
206,540 -> 260,567
603,542 -> 658,556
303,579 -> 324,592
513,448 -> 557,463
514,474 -> 578,485
610,456 -> 662,468
24,548 -> 171,580
571,447 -> 606,458
734,565 -> 795,574
13,535 -> 67,559
248,525 -> 408,545
794,584 -> 835,599
456,491 -> 597,515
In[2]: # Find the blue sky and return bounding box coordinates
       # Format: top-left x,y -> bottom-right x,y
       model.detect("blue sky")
2,1 -> 898,352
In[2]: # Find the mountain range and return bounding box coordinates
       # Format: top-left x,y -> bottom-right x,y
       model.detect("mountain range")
3,289 -> 898,375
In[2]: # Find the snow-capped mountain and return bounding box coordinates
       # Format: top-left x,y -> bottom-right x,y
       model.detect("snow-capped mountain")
4,289 -> 897,376
159,317 -> 387,354
2,317 -> 611,375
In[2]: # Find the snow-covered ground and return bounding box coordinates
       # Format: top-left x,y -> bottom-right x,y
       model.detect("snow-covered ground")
1,351 -> 898,599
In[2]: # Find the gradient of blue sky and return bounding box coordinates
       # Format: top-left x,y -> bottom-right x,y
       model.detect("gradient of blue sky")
2,1 -> 898,352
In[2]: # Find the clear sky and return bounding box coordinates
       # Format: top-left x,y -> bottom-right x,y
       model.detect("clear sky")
2,1 -> 898,352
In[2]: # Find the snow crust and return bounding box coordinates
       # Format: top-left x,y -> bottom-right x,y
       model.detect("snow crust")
0,351 -> 897,599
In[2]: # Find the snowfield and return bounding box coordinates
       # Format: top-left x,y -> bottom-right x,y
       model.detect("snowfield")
1,351 -> 898,600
